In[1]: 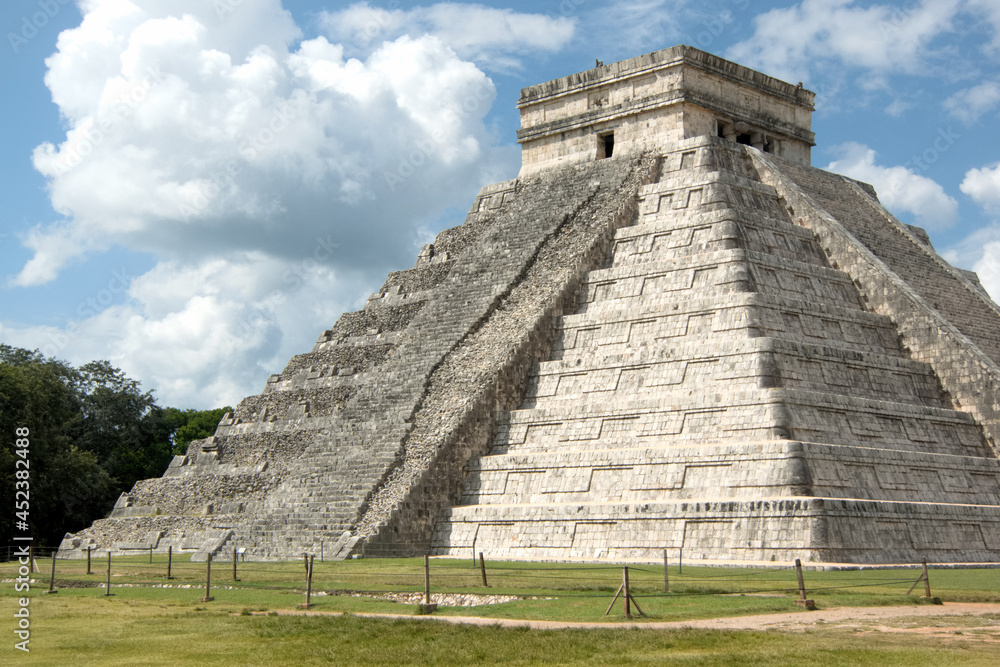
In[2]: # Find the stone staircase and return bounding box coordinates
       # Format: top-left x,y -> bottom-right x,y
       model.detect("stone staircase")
431,137 -> 1000,564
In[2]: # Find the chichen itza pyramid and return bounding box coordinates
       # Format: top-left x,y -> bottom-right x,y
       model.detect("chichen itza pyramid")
62,46 -> 1000,565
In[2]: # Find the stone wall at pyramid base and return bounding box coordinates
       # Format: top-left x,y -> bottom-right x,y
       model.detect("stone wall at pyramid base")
432,497 -> 1000,565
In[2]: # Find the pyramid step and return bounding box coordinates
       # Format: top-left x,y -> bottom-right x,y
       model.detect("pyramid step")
557,294 -> 904,358
530,338 -> 947,409
431,496 -> 1000,563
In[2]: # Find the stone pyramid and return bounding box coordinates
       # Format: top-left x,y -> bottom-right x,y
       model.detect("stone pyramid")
63,46 -> 1000,565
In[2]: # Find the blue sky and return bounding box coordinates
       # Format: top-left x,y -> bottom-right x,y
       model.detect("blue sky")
2,0 -> 1000,409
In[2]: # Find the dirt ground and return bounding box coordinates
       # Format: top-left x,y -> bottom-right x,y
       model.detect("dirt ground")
269,602 -> 1000,641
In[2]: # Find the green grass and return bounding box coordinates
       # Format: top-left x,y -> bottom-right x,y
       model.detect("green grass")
18,555 -> 996,621
5,557 -> 998,665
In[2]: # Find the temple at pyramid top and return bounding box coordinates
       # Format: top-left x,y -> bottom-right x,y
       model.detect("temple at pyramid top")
517,45 -> 816,175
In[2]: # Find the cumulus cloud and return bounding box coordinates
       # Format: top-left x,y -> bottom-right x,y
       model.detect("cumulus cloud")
25,1 -> 510,285
945,79 -> 1000,123
319,2 -> 575,70
2,251 -> 365,408
8,0 -> 555,406
727,0 -> 963,83
940,223 -> 1000,303
974,241 -> 1000,302
961,163 -> 1000,213
967,0 -> 1000,53
825,142 -> 959,229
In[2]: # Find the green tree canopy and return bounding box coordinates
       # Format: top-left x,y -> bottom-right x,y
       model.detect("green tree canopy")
161,406 -> 232,456
1,347 -> 110,547
0,345 -> 231,547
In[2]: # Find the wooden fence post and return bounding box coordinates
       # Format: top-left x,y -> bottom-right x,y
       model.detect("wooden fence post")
167,545 -> 173,580
605,565 -> 644,618
424,554 -> 431,604
907,560 -> 942,604
105,552 -> 114,596
46,551 -> 58,594
87,546 -> 92,575
794,558 -> 815,610
663,549 -> 669,594
233,546 -> 239,582
202,553 -> 214,602
300,555 -> 314,609
624,566 -> 632,619
419,553 -> 437,613
479,552 -> 488,588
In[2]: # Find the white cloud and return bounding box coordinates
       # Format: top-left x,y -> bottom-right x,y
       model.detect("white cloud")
945,79 -> 1000,123
961,163 -> 1000,213
584,1 -> 686,54
967,0 -> 1000,53
884,98 -> 914,117
940,223 -> 1000,303
726,0 -> 963,83
320,2 -> 575,71
7,0 -> 549,406
825,142 -> 959,229
2,252 -> 364,408
974,240 -> 1000,302
24,0 -> 516,288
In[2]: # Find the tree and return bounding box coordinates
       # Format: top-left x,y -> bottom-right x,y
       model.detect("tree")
71,360 -> 174,487
0,346 -> 232,547
161,406 -> 232,455
0,346 -> 112,547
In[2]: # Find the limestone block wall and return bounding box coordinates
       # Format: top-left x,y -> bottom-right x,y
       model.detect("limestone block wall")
434,500 -> 825,563
518,46 -> 815,175
358,155 -> 659,554
433,136 -> 1000,564
762,157 -> 1000,367
752,151 -> 1000,454
435,498 -> 1000,564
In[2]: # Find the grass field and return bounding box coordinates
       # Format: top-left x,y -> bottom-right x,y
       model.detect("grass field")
4,555 -> 998,665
